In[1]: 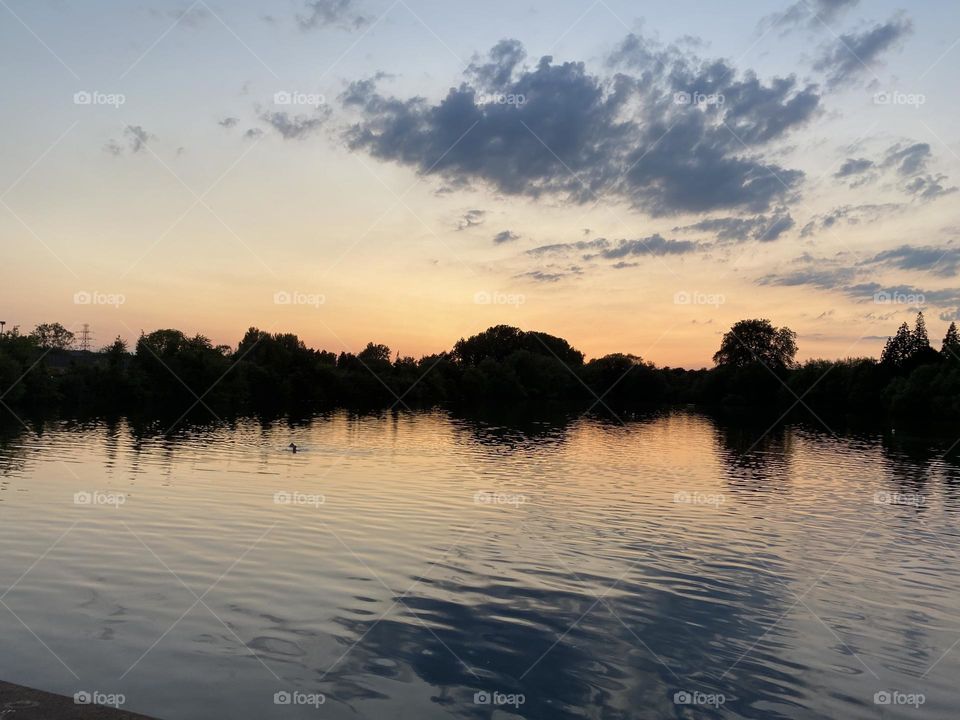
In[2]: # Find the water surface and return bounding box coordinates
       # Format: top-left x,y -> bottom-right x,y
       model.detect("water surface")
1,410 -> 958,719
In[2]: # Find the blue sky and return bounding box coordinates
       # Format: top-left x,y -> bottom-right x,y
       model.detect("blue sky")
1,0 -> 959,366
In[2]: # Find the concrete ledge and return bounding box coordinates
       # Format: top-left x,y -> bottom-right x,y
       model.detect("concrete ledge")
0,682 -> 155,719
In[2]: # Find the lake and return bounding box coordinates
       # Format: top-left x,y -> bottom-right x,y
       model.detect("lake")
0,409 -> 958,719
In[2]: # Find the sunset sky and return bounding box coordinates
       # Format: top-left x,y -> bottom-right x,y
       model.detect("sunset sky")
2,0 -> 958,367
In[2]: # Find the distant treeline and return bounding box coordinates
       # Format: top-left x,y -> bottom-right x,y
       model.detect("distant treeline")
2,314 -> 960,422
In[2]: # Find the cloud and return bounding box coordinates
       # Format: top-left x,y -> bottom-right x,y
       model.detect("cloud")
525,234 -> 699,265
516,266 -> 583,282
675,210 -> 794,242
759,0 -> 859,33
759,251 -> 960,308
834,157 -> 874,178
298,0 -> 369,30
456,209 -> 486,230
758,265 -> 857,290
244,128 -> 264,140
883,142 -> 930,176
341,35 -> 818,216
493,230 -> 520,244
867,244 -> 960,277
526,239 -> 607,257
259,109 -> 330,140
105,125 -> 155,155
519,271 -> 563,282
218,117 -> 240,129
126,125 -> 152,153
799,203 -> 901,236
814,14 -> 913,88
831,142 -> 954,198
904,174 -> 957,200
595,234 -> 700,260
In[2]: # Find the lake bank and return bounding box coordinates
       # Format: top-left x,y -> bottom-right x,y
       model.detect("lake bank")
0,681 -> 154,719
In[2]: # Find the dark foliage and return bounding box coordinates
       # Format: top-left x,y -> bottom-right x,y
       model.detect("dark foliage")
0,314 -> 957,423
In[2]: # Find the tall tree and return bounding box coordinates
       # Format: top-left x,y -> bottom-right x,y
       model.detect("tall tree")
881,322 -> 913,367
713,319 -> 798,370
942,322 -> 960,359
911,311 -> 930,355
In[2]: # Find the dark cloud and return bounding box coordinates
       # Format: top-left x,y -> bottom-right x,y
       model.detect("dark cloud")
758,265 -> 857,290
456,209 -> 486,231
905,174 -> 957,200
341,36 -> 818,216
525,234 -> 698,265
675,210 -> 794,242
759,0 -> 859,33
244,128 -> 264,140
298,0 -> 369,30
867,245 -> 960,277
468,40 -> 527,89
835,157 -> 874,178
492,230 -> 520,244
831,142 -> 954,198
759,252 -> 960,308
526,239 -> 607,257
814,15 -> 913,88
595,234 -> 700,260
218,117 -> 240,129
516,266 -> 583,282
883,142 -> 930,176
520,271 -> 562,282
259,109 -> 329,140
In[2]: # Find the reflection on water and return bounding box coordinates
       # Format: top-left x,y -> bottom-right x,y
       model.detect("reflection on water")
1,410 -> 959,719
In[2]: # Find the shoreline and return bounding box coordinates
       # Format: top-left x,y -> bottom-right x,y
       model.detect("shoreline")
0,681 -> 155,719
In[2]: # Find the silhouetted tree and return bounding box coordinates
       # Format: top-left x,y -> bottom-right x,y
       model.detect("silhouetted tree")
942,322 -> 960,360
911,311 -> 931,355
881,322 -> 913,367
713,319 -> 797,370
30,322 -> 75,350
883,313 -> 940,371
358,342 -> 392,364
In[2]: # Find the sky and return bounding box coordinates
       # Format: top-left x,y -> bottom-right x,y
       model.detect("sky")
1,0 -> 958,368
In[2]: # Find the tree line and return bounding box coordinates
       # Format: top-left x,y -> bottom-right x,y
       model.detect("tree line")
1,314 -> 959,422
